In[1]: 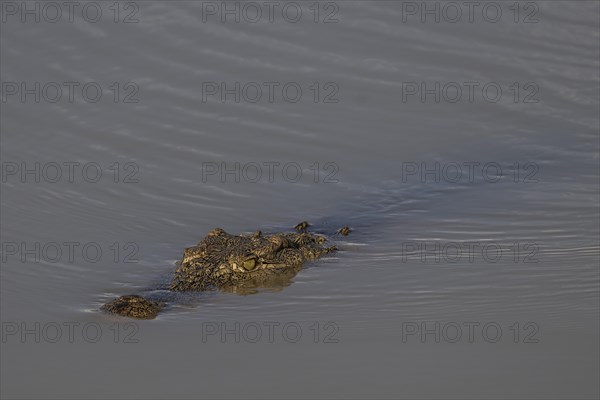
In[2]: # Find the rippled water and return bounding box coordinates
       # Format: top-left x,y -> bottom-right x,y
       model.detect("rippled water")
1,1 -> 599,399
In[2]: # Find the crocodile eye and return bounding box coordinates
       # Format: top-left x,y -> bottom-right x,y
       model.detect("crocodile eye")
242,256 -> 257,271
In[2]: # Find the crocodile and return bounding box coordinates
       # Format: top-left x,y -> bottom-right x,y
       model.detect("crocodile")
101,222 -> 351,319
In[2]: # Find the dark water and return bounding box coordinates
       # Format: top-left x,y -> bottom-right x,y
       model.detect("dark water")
1,1 -> 599,398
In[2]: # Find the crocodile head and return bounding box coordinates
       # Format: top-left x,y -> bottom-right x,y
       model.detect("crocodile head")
100,223 -> 345,319
169,227 -> 336,292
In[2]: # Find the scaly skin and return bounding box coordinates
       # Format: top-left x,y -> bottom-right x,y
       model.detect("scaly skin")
101,295 -> 164,320
101,223 -> 349,319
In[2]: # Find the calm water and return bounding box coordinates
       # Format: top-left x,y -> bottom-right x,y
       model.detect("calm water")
1,1 -> 599,398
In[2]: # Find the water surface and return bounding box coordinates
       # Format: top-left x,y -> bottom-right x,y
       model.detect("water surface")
1,1 -> 599,398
